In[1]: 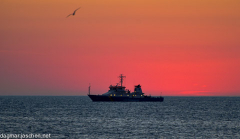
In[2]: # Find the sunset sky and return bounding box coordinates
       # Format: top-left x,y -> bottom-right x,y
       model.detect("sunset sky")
1,0 -> 240,96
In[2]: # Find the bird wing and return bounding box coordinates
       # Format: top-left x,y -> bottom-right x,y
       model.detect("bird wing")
66,14 -> 72,18
73,7 -> 81,14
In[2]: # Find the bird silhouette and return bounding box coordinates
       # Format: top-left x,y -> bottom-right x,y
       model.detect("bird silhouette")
66,7 -> 81,18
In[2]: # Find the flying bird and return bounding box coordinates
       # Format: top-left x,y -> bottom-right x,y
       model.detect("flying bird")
66,7 -> 81,18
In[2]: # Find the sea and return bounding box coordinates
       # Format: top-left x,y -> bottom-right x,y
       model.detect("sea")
0,96 -> 239,139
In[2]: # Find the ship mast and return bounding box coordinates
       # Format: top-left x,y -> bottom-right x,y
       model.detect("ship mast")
88,83 -> 91,95
119,74 -> 126,87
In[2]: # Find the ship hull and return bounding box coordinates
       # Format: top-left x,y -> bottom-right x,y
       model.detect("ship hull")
88,95 -> 164,102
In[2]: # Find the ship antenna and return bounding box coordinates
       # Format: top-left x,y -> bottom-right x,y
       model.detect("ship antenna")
88,83 -> 91,95
119,74 -> 126,87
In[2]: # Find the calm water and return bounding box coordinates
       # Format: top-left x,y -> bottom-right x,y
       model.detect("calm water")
0,96 -> 240,138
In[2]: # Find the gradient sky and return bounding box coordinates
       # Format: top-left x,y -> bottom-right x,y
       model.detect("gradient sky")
1,0 -> 240,96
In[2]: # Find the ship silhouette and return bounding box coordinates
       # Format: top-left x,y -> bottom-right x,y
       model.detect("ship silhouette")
88,74 -> 164,102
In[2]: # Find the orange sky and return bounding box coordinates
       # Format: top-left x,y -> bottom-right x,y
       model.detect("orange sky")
0,0 -> 240,96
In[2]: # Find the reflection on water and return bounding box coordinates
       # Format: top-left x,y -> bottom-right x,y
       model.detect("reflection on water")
0,96 -> 240,138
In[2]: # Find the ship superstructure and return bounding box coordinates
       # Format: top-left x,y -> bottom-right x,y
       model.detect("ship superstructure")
88,74 -> 164,102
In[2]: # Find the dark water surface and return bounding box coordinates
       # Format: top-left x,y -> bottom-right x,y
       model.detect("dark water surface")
0,96 -> 239,138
